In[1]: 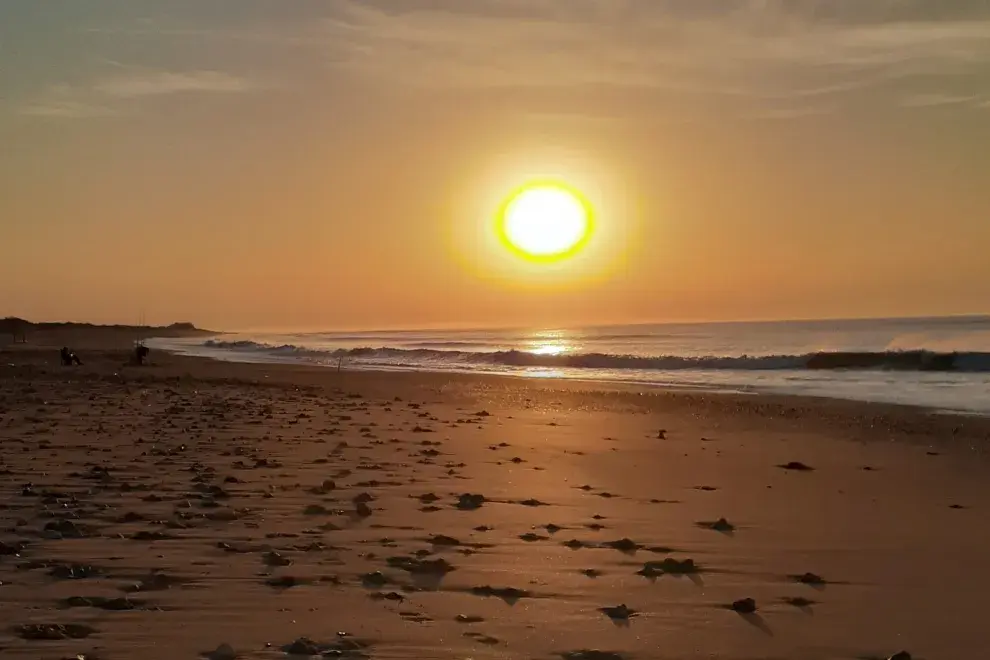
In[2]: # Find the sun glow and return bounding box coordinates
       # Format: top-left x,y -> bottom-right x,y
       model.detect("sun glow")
497,183 -> 592,262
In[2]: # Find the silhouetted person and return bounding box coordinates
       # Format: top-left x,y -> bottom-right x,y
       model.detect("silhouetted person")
60,347 -> 82,366
134,344 -> 150,365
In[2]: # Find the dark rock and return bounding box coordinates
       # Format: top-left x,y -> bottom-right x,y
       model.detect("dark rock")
600,604 -> 636,620
731,598 -> 757,614
15,623 -> 97,640
456,493 -> 485,511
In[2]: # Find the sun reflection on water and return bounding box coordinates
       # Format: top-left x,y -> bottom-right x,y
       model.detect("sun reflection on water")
525,330 -> 576,356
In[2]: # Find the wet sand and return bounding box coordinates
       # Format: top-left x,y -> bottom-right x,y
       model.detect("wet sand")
2,340 -> 989,660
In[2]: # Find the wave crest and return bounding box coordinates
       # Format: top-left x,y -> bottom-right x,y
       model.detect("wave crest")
201,340 -> 990,372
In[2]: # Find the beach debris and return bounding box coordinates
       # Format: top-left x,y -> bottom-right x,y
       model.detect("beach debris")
470,585 -> 530,602
520,498 -> 548,507
637,557 -> 698,577
265,575 -> 307,589
282,632 -> 369,659
791,572 -> 826,586
602,538 -> 641,553
777,461 -> 814,471
262,551 -> 291,567
782,596 -> 816,608
887,653 -> 912,660
0,540 -> 27,555
656,429 -> 666,439
203,643 -> 238,660
463,631 -> 501,645
386,556 -> 456,576
582,569 -> 603,578
456,493 -> 486,510
428,534 -> 461,546
60,596 -> 143,611
123,571 -> 186,592
456,614 -> 484,623
698,517 -> 735,533
354,500 -> 373,517
520,533 -> 548,542
600,604 -> 636,621
730,598 -> 757,614
49,563 -> 101,580
282,637 -> 321,656
15,623 -> 97,640
562,652 -> 627,660
44,519 -> 88,538
360,571 -> 389,588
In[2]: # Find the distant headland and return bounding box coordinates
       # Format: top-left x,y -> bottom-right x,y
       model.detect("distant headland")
1,317 -> 213,348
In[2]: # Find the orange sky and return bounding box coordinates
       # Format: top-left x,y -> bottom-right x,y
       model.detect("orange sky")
2,2 -> 989,331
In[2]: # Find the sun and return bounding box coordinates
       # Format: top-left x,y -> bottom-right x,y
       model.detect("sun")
497,183 -> 592,262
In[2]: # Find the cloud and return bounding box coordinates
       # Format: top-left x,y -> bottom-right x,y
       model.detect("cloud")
93,71 -> 254,98
19,69 -> 256,119
19,100 -> 116,119
900,92 -> 984,107
18,67 -> 258,119
314,0 -> 990,100
46,1 -> 990,120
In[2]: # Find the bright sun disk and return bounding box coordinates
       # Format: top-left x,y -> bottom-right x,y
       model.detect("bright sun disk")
498,184 -> 591,261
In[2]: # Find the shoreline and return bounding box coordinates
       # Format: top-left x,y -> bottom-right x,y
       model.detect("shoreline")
157,342 -> 990,441
148,333 -> 990,418
8,340 -> 990,450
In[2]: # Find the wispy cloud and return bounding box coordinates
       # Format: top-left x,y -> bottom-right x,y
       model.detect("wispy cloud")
48,1 -> 990,121
19,100 -> 116,119
901,92 -> 985,107
93,71 -> 254,98
20,69 -> 256,119
313,0 -> 990,101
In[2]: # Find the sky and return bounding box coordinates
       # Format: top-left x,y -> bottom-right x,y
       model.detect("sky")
2,0 -> 990,331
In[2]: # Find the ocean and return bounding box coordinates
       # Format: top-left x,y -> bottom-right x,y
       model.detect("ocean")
148,315 -> 990,415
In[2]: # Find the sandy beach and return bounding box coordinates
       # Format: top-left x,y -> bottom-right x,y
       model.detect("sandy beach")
2,335 -> 990,660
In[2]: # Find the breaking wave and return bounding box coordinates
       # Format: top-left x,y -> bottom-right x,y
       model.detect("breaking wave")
202,340 -> 990,373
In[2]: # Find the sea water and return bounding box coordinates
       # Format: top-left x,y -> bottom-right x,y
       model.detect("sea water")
149,316 -> 990,415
